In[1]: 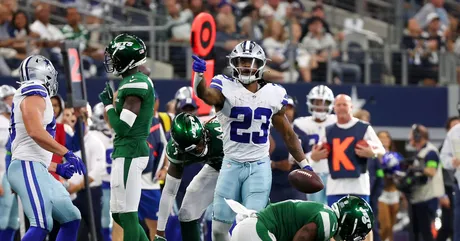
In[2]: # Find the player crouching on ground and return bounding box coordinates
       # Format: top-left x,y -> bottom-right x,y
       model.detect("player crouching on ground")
155,112 -> 224,241
228,195 -> 374,241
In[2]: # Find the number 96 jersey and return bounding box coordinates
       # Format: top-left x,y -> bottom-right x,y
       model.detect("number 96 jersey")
210,75 -> 288,162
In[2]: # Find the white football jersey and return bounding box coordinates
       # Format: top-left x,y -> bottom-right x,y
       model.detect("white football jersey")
91,130 -> 114,183
0,115 -> 9,180
11,82 -> 55,167
211,75 -> 287,162
292,114 -> 336,173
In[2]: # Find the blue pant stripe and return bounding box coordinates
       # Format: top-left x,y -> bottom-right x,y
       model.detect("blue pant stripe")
29,162 -> 48,230
21,161 -> 41,229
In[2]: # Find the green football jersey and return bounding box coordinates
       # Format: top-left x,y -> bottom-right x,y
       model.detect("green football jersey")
112,72 -> 155,158
166,118 -> 224,170
257,200 -> 338,241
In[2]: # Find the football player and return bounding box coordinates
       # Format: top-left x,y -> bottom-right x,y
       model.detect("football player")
7,55 -> 85,241
293,85 -> 336,204
155,112 -> 223,241
229,195 -> 374,241
99,33 -> 155,241
192,40 -> 315,240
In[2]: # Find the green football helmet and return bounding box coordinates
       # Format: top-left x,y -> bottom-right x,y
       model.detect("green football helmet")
331,195 -> 374,241
104,33 -> 147,75
170,112 -> 208,157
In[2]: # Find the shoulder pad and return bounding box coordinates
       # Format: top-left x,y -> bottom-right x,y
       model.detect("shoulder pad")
20,84 -> 47,98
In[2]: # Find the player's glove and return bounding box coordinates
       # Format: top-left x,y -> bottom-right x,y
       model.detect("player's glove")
192,55 -> 206,73
56,162 -> 76,179
154,235 -> 167,241
99,82 -> 114,106
64,151 -> 87,175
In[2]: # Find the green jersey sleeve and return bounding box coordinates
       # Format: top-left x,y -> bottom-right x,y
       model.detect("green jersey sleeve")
309,205 -> 338,241
166,140 -> 181,164
118,73 -> 154,100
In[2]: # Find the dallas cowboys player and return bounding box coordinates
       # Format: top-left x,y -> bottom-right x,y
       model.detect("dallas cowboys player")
90,102 -> 114,241
293,85 -> 336,204
6,55 -> 86,241
192,40 -> 315,241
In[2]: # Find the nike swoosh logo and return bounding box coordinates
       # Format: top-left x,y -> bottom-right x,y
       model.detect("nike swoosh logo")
257,161 -> 265,165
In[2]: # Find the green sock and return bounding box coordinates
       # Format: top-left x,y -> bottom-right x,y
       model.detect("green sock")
180,220 -> 201,241
119,212 -> 149,241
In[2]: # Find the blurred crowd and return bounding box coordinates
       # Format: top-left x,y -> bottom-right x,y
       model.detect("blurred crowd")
2,0 -> 460,85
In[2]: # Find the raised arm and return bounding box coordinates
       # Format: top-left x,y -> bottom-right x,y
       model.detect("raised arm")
192,55 -> 225,107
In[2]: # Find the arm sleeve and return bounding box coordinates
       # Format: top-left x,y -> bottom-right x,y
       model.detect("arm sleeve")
157,174 -> 181,231
106,108 -> 134,137
364,126 -> 386,155
440,131 -> 455,170
425,151 -> 440,169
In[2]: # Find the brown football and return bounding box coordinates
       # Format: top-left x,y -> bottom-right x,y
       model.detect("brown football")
288,169 -> 324,194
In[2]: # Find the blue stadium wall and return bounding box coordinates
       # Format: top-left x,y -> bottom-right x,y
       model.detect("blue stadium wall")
2,77 -> 456,141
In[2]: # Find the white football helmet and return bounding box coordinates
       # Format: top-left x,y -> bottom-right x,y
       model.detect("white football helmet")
307,85 -> 334,121
19,55 -> 58,96
91,102 -> 107,131
228,40 -> 266,84
0,85 -> 16,100
175,86 -> 193,101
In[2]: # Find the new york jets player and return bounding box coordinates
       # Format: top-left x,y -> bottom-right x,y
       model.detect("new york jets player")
230,195 -> 374,241
99,33 -> 154,241
7,55 -> 86,241
293,85 -> 336,204
90,102 -> 114,241
155,112 -> 223,241
192,40 -> 315,241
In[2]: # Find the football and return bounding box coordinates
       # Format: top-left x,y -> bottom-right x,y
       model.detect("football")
288,169 -> 324,194
356,140 -> 369,148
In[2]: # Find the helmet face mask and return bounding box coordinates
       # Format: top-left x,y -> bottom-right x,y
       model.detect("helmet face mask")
228,40 -> 266,85
307,85 -> 334,121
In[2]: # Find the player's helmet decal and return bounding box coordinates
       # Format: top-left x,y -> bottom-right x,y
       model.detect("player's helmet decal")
171,112 -> 208,157
104,33 -> 147,76
331,195 -> 374,241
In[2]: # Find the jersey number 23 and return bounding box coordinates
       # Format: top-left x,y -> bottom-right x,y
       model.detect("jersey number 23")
230,107 -> 272,144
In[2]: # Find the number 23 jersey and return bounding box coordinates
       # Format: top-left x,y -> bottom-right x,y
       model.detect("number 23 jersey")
210,75 -> 288,162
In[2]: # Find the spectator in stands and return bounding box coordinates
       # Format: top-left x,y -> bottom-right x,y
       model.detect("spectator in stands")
301,5 -> 331,38
186,0 -> 205,17
177,97 -> 198,115
61,7 -> 105,77
403,13 -> 442,86
165,0 -> 193,78
301,17 -> 361,83
8,10 -> 40,40
262,20 -> 298,82
260,0 -> 289,25
30,3 -> 64,46
239,4 -> 263,41
409,0 -> 449,34
214,12 -> 241,74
